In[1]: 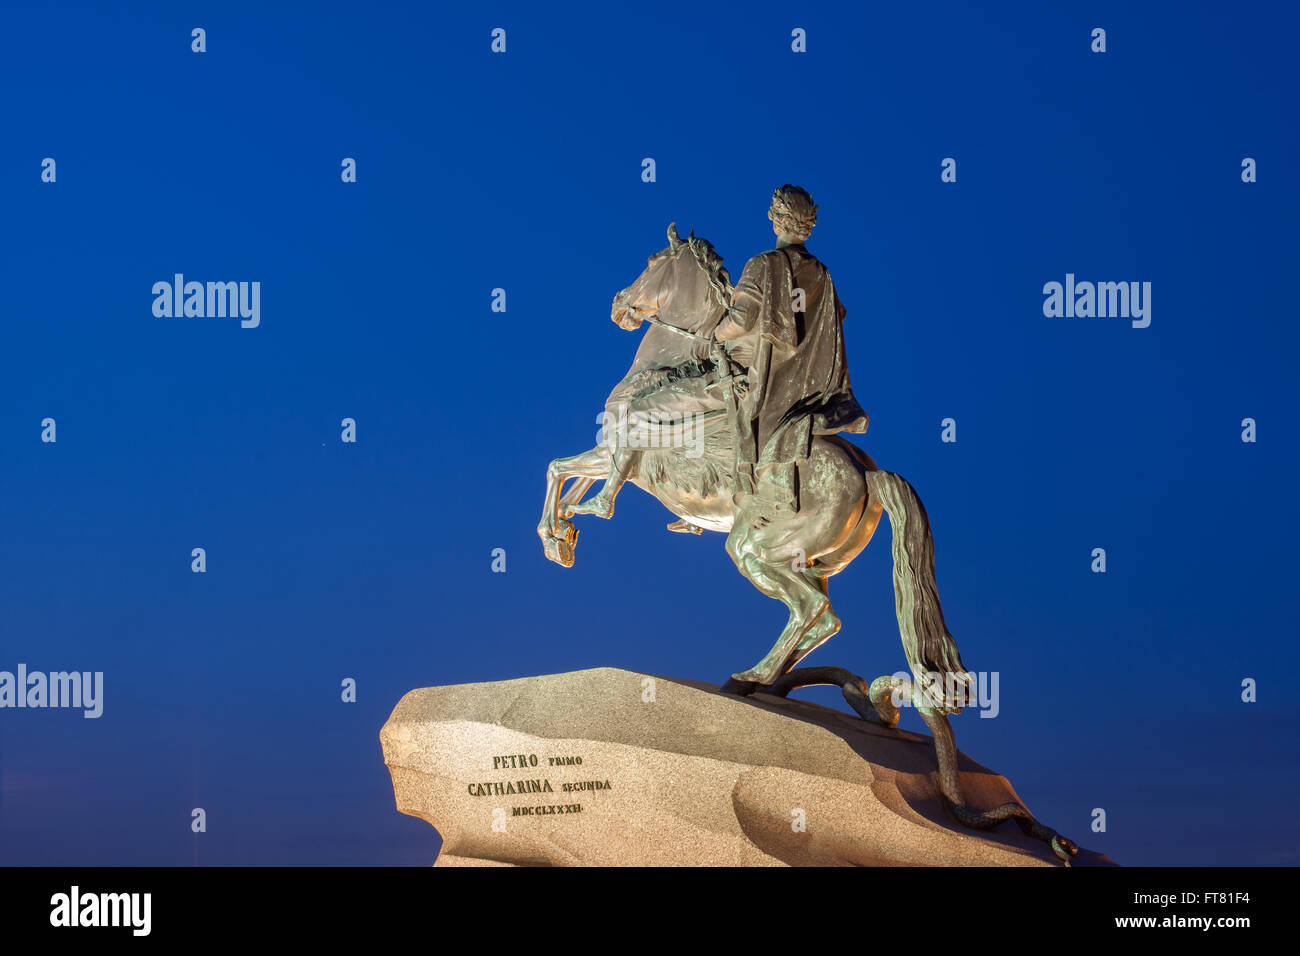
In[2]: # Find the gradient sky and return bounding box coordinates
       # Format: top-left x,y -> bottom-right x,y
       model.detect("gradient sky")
2,1 -> 1297,866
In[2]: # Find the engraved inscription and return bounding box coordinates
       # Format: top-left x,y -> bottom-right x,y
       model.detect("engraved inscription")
472,753 -> 611,816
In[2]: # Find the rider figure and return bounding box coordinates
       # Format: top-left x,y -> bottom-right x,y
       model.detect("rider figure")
570,185 -> 867,523
714,184 -> 868,517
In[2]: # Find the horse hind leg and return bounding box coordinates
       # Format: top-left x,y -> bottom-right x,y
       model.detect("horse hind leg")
774,465 -> 882,671
783,572 -> 840,671
725,527 -> 835,685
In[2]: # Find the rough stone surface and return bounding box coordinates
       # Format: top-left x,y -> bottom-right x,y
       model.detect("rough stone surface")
380,667 -> 1109,867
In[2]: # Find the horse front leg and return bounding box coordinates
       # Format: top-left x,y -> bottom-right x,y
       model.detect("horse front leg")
557,477 -> 596,515
566,444 -> 641,519
537,446 -> 612,567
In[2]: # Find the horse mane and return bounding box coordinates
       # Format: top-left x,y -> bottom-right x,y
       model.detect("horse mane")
685,235 -> 733,303
648,231 -> 734,308
639,427 -> 734,501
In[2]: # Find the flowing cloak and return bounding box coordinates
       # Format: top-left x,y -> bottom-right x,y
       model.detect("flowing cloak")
714,243 -> 868,511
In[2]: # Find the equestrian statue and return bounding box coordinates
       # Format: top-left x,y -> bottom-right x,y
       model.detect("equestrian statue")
536,185 -> 1078,864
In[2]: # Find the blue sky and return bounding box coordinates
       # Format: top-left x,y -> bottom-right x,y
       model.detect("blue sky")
1,1 -> 1297,865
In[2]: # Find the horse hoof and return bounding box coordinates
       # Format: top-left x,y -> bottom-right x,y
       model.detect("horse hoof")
541,523 -> 578,568
730,667 -> 778,686
557,519 -> 577,546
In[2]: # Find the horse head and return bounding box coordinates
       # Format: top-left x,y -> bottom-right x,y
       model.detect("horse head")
610,222 -> 733,336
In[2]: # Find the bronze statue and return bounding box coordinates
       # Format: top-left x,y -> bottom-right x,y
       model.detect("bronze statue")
536,186 -> 1079,863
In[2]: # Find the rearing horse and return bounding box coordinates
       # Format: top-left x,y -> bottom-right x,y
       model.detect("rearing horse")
537,223 -> 969,695
535,226 -> 1083,862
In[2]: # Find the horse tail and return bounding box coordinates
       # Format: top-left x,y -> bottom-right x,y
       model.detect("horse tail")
863,470 -> 970,714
